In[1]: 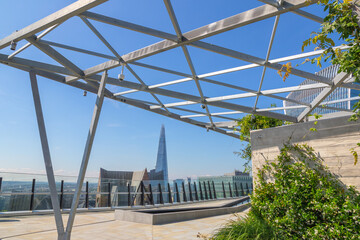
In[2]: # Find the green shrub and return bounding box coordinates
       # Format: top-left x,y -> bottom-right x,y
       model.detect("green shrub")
210,212 -> 277,240
252,143 -> 360,239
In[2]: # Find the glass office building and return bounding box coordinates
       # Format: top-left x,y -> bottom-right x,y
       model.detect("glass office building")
284,65 -> 360,117
198,171 -> 252,198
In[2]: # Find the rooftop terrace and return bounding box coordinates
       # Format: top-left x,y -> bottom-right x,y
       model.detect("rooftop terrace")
0,199 -> 249,240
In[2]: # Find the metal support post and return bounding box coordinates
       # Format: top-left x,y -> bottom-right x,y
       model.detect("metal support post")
208,181 -> 213,199
199,182 -> 203,200
175,183 -> 180,203
167,183 -> 172,203
85,181 -> 89,208
194,182 -> 199,201
235,183 -> 239,197
228,182 -> 233,198
65,70 -> 108,240
141,181 -> 145,206
0,177 -> 2,192
222,181 -> 226,198
107,182 -> 111,207
203,182 -> 208,200
29,71 -> 65,240
188,182 -> 193,201
60,180 -> 64,209
149,184 -> 154,205
30,179 -> 36,211
182,182 -> 187,202
240,183 -> 245,196
158,183 -> 164,204
127,183 -> 131,206
212,181 -> 217,199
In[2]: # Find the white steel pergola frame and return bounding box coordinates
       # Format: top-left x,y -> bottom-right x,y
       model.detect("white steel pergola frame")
0,0 -> 358,239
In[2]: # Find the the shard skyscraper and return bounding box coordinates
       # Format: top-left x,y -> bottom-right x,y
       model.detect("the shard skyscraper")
155,125 -> 168,181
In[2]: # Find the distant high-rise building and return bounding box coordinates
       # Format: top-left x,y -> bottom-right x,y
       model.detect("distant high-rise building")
198,171 -> 252,198
96,125 -> 170,206
154,125 -> 168,181
283,65 -> 360,117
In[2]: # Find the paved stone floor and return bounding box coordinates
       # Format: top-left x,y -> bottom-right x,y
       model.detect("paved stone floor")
0,201 -> 249,240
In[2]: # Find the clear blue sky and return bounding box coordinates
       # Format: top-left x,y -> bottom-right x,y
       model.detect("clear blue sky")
0,1 -> 329,179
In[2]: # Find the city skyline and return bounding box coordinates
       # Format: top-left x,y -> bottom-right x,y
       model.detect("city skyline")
0,0 -> 329,179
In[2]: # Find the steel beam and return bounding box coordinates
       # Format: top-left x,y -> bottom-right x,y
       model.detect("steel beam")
115,45 -> 352,95
191,41 -> 330,85
0,53 -> 343,123
79,18 -> 171,113
297,72 -> 350,122
80,17 -> 121,60
29,71 -> 65,240
2,54 -> 237,122
65,0 -> 316,82
8,24 -> 60,59
80,11 -> 178,41
27,36 -> 84,78
2,62 -> 239,138
0,0 -> 108,49
163,0 -> 214,126
0,54 -> 297,122
257,0 -> 323,23
65,70 -> 108,240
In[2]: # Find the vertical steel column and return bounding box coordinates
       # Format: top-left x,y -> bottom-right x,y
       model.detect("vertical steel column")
182,182 -> 187,202
240,183 -> 245,196
175,183 -> 180,203
222,181 -> 226,198
60,180 -> 64,209
188,182 -> 193,201
141,181 -> 145,206
235,183 -> 239,197
0,177 -> 2,192
107,182 -> 111,207
85,181 -> 89,208
149,184 -> 154,205
212,181 -> 217,199
158,183 -> 164,204
199,182 -> 204,200
30,179 -> 36,211
194,182 -> 199,201
167,183 -> 172,204
65,70 -> 107,240
203,182 -> 208,200
228,182 -> 233,198
208,181 -> 213,199
127,183 -> 131,206
29,71 -> 65,240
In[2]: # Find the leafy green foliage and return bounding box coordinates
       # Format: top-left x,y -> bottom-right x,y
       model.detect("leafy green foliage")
236,115 -> 283,141
303,0 -> 360,82
350,147 -> 358,165
210,212 -> 277,240
277,62 -> 292,81
252,143 -> 360,239
349,96 -> 360,121
234,144 -> 252,173
307,113 -> 322,132
235,115 -> 283,172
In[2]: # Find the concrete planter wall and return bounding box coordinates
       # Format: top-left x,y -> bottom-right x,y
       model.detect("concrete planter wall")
250,115 -> 360,189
